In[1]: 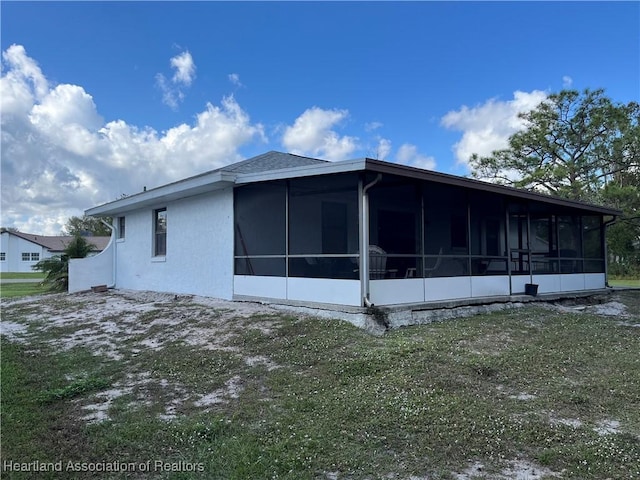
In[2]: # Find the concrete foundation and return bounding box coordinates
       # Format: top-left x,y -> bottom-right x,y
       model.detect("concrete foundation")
236,289 -> 614,334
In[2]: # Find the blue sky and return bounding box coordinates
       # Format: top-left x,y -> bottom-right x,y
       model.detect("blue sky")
1,1 -> 639,234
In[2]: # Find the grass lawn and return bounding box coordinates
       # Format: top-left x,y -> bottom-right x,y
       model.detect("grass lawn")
0,272 -> 45,280
0,282 -> 49,299
609,278 -> 640,288
1,290 -> 639,479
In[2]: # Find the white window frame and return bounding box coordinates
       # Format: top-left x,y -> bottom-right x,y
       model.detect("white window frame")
153,208 -> 167,257
118,216 -> 126,239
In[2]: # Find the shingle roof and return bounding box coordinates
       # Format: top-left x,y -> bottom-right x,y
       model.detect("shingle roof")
5,231 -> 111,252
221,151 -> 328,174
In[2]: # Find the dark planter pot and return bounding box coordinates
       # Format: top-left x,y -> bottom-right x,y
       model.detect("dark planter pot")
525,283 -> 539,296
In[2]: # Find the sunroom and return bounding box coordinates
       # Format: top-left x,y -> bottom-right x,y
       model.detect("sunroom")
232,161 -> 617,307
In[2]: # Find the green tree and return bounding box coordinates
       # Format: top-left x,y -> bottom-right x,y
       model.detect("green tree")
469,88 -> 639,273
33,235 -> 96,292
470,89 -> 637,200
63,215 -> 112,236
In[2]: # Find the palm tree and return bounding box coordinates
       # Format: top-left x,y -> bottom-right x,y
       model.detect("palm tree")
33,235 -> 95,292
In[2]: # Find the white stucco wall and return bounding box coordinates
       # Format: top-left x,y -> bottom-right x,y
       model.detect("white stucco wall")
0,232 -> 50,273
69,235 -> 115,292
114,188 -> 234,299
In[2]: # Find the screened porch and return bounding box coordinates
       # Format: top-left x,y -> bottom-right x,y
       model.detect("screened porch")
232,171 -> 607,306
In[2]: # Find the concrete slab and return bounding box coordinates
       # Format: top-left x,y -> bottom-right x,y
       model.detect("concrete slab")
235,289 -> 614,332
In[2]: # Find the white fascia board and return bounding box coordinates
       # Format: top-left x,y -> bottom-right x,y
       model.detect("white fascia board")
235,158 -> 367,184
86,172 -> 236,216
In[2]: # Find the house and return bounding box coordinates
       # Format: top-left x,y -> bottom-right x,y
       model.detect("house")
0,229 -> 110,273
70,151 -> 620,309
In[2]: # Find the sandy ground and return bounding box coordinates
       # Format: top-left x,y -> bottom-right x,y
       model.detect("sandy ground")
2,289 -> 286,423
1,289 -> 282,358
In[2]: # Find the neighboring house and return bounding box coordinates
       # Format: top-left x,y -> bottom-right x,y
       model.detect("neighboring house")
70,151 -> 620,308
0,229 -> 110,273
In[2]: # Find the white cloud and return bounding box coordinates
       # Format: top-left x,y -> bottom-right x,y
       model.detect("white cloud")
562,75 -> 573,88
156,50 -> 196,109
395,143 -> 436,170
282,107 -> 358,161
1,45 -> 265,235
228,73 -> 243,87
441,90 -> 548,168
0,44 -> 49,116
374,137 -> 392,160
365,121 -> 383,132
30,84 -> 103,130
170,51 -> 196,86
155,73 -> 183,110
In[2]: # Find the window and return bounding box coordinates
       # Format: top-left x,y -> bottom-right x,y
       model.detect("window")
31,253 -> 40,261
118,216 -> 126,239
0,252 -> 5,261
154,208 -> 167,256
22,252 -> 30,261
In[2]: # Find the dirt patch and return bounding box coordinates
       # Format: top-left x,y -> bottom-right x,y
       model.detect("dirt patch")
0,321 -> 28,339
453,459 -> 560,479
459,331 -> 512,356
194,375 -> 244,407
1,289 -> 280,357
545,293 -> 631,318
509,393 -> 537,401
2,289 -> 284,424
594,419 -> 621,436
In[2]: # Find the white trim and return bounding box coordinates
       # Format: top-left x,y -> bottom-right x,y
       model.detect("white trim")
425,277 -> 472,301
87,172 -> 235,216
560,273 -> 586,292
532,274 -> 562,294
585,273 -> 605,290
370,278 -> 424,305
471,275 -> 510,297
236,158 -> 366,185
234,275 -> 287,299
287,278 -> 361,306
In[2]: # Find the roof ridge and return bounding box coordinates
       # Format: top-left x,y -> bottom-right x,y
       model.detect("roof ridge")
221,151 -> 329,174
3,230 -> 110,250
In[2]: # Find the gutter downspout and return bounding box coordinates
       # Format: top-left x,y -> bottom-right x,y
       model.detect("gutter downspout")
361,173 -> 382,307
101,219 -> 116,288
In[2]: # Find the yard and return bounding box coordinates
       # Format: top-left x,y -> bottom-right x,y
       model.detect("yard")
0,273 -> 48,299
1,289 -> 639,479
